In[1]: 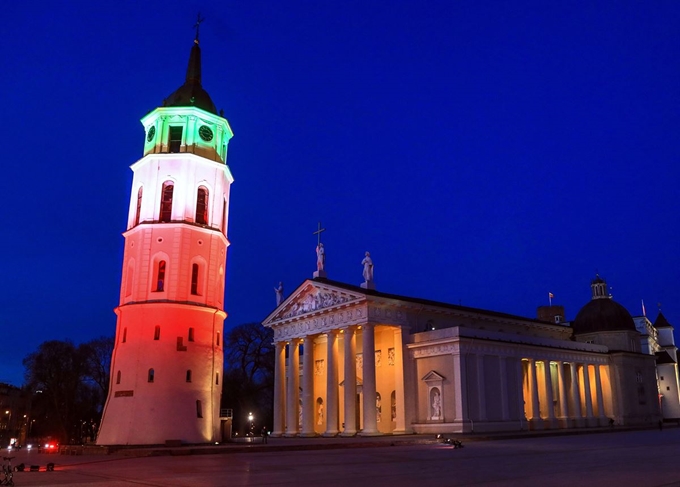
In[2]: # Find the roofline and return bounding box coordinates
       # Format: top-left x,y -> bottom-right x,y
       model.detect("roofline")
263,277 -> 567,329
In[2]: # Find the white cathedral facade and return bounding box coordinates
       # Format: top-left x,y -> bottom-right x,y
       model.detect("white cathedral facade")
264,274 -> 676,435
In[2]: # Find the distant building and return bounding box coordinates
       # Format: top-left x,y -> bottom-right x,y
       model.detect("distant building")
0,383 -> 30,446
97,32 -> 234,445
263,274 -> 664,435
633,313 -> 680,419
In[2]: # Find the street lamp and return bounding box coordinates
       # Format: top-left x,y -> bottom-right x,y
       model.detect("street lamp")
248,412 -> 254,436
4,411 -> 11,446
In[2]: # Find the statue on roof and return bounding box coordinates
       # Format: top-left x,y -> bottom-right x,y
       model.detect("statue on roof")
362,252 -> 374,282
316,243 -> 325,271
274,282 -> 284,306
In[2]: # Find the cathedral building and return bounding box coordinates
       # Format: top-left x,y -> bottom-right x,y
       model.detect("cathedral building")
97,33 -> 233,445
264,273 -> 671,435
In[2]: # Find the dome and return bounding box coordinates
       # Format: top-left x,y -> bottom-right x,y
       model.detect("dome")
164,83 -> 217,114
572,298 -> 636,335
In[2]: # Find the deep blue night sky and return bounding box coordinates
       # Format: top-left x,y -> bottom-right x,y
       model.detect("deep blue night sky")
1,1 -> 678,386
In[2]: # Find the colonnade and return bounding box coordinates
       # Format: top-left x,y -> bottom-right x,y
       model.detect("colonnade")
523,358 -> 609,428
271,324 -> 404,437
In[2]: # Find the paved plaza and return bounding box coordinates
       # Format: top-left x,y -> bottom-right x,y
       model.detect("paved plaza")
4,428 -> 680,486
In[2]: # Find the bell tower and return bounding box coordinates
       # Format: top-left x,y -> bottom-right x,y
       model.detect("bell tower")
97,30 -> 234,445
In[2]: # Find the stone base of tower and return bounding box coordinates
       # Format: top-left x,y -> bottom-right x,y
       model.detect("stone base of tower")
97,302 -> 225,445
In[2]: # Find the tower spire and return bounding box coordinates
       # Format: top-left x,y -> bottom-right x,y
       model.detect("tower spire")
186,15 -> 204,85
194,13 -> 205,45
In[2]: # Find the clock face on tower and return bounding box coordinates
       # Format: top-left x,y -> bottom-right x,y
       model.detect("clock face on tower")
199,125 -> 214,142
146,126 -> 156,142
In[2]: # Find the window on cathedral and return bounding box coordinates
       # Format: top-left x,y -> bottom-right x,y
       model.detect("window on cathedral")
188,327 -> 195,342
154,325 -> 161,340
155,261 -> 166,292
191,264 -> 200,295
116,371 -> 121,384
216,331 -> 221,347
135,186 -> 143,226
169,126 -> 183,153
196,400 -> 203,418
159,182 -> 174,222
148,368 -> 155,382
186,370 -> 192,382
122,328 -> 127,343
216,372 -> 219,385
196,187 -> 209,225
661,376 -> 665,380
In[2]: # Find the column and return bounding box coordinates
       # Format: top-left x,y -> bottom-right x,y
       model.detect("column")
452,352 -> 469,430
556,361 -> 569,425
544,360 -> 556,423
284,339 -> 301,437
516,359 -> 526,427
476,354 -> 487,421
393,327 -> 409,433
570,362 -> 583,424
359,324 -> 379,435
594,364 -> 606,420
528,359 -> 541,422
324,331 -> 340,436
271,341 -> 286,437
499,357 -> 509,421
582,364 -> 594,422
300,335 -> 316,437
341,327 -> 357,436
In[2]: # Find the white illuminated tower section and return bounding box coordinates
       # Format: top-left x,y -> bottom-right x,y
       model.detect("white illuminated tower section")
97,35 -> 234,445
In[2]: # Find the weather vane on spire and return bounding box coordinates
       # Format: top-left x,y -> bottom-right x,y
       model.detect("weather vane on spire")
194,13 -> 205,44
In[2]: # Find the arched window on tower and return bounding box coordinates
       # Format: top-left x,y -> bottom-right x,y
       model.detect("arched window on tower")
155,261 -> 166,292
135,186 -> 143,226
186,370 -> 192,382
216,372 -> 219,385
188,327 -> 195,342
148,368 -> 155,382
122,328 -> 127,343
154,325 -> 161,340
125,262 -> 134,297
216,331 -> 221,347
191,264 -> 198,294
196,187 -> 209,225
196,400 -> 203,418
221,198 -> 227,236
116,371 -> 121,384
159,181 -> 174,222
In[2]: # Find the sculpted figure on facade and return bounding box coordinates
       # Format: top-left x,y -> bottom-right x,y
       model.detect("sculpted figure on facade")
431,389 -> 442,420
281,289 -> 353,319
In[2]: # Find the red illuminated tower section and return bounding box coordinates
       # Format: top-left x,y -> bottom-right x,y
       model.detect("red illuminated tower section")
97,36 -> 234,445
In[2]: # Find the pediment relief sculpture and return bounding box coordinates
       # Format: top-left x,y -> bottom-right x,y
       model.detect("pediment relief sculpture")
272,286 -> 363,321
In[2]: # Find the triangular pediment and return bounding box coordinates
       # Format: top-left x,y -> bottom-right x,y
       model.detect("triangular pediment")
421,370 -> 445,382
263,280 -> 366,325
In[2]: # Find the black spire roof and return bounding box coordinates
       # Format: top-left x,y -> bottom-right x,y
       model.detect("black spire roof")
654,311 -> 673,329
163,38 -> 217,115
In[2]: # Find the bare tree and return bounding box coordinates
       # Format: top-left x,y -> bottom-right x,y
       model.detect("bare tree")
23,336 -> 114,443
222,323 -> 274,433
